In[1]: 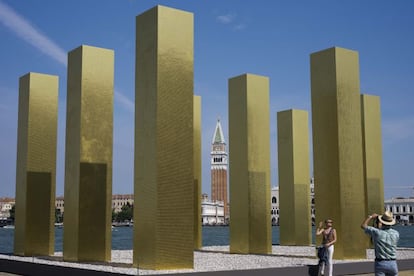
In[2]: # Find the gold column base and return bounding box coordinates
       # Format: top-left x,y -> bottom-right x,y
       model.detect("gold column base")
194,95 -> 202,250
311,47 -> 367,259
361,94 -> 384,216
133,6 -> 194,269
63,45 -> 114,262
229,73 -> 271,254
278,109 -> 312,246
14,72 -> 58,257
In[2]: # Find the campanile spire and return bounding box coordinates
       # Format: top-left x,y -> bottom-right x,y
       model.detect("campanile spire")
211,118 -> 228,220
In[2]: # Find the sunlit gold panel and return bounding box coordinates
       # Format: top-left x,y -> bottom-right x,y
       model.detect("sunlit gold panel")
311,47 -> 366,259
14,72 -> 58,256
64,45 -> 114,262
361,94 -> 384,215
134,6 -> 194,269
229,74 -> 271,254
194,95 -> 202,250
278,109 -> 311,245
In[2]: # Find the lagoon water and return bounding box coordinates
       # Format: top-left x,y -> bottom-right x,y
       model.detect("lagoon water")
1,225 -> 413,254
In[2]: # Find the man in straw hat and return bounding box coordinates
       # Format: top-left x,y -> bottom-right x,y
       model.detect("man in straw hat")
361,211 -> 400,276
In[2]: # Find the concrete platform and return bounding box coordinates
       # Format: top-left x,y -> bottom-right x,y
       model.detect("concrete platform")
2,246 -> 414,276
1,258 -> 414,276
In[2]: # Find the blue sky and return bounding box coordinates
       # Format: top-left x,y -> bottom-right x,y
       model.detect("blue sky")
0,0 -> 413,200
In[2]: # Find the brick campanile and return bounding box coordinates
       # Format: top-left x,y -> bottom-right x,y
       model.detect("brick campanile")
210,118 -> 228,219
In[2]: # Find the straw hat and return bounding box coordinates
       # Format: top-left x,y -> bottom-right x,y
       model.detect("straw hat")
378,211 -> 396,226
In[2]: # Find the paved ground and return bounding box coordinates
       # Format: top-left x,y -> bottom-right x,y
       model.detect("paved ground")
2,246 -> 414,275
1,270 -> 414,275
1,261 -> 414,276
354,272 -> 414,276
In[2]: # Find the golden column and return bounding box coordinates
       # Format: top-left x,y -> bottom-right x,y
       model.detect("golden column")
311,47 -> 366,259
63,45 -> 114,262
277,109 -> 311,245
229,73 -> 271,254
134,6 -> 194,269
194,95 -> 202,249
14,72 -> 58,256
361,94 -> 384,215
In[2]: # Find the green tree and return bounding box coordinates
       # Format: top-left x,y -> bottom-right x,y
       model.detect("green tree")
112,208 -> 116,222
8,205 -> 15,221
115,203 -> 133,222
55,208 -> 63,223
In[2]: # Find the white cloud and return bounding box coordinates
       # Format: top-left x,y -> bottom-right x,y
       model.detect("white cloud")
216,13 -> 236,24
0,2 -> 135,113
233,24 -> 246,31
382,117 -> 414,143
114,90 -> 134,113
216,12 -> 247,31
0,2 -> 67,66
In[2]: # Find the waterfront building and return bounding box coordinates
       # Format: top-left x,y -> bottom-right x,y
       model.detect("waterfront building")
270,187 -> 279,225
385,197 -> 414,225
210,119 -> 228,219
112,194 -> 134,213
201,194 -> 225,225
55,196 -> 64,214
271,179 -> 315,226
0,198 -> 14,219
54,194 -> 134,215
5,188 -> 414,226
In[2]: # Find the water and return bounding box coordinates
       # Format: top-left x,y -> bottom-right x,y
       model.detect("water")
1,225 -> 413,254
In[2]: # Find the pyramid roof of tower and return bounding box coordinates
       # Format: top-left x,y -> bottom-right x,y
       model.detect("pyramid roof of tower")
212,118 -> 226,144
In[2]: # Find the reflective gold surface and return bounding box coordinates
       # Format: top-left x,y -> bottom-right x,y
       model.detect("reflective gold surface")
229,74 -> 271,254
64,45 -> 114,262
193,95 -> 202,250
277,109 -> 311,245
311,47 -> 366,259
361,94 -> 384,215
134,6 -> 194,269
25,172 -> 52,254
15,72 -> 58,256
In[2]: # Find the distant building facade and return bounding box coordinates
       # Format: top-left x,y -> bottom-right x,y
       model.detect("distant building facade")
201,193 -> 225,225
271,187 -> 279,225
4,184 -> 413,226
112,194 -> 134,213
271,178 -> 315,226
0,197 -> 14,219
385,197 -> 414,225
54,194 -> 134,216
55,196 -> 64,214
210,119 -> 228,219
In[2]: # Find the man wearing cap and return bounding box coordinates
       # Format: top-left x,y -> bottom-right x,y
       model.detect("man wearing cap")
361,211 -> 400,276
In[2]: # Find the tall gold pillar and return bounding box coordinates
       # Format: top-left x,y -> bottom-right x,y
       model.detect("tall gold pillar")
134,6 -> 194,269
229,73 -> 271,254
277,109 -> 311,245
311,47 -> 366,259
63,45 -> 114,262
194,95 -> 202,249
361,94 -> 384,215
14,72 -> 58,256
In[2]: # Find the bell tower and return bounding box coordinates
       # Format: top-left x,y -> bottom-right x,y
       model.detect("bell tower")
211,118 -> 228,219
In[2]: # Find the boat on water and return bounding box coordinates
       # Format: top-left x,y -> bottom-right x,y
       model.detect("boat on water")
2,225 -> 14,229
54,222 -> 63,228
112,220 -> 133,227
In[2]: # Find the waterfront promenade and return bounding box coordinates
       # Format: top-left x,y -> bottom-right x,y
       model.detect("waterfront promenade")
1,246 -> 414,275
